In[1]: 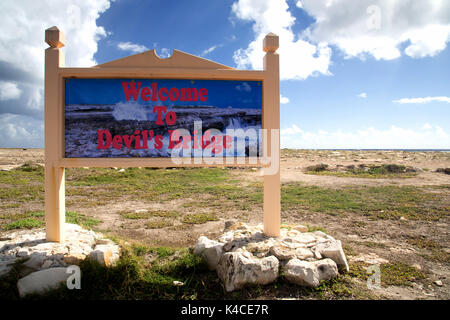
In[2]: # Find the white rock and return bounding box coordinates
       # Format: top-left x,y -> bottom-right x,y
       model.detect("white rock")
295,248 -> 315,260
17,267 -> 70,297
269,245 -> 296,260
293,233 -> 317,244
434,280 -> 443,287
88,244 -> 120,267
216,252 -> 279,292
193,236 -> 223,270
314,240 -> 349,272
284,258 -> 338,287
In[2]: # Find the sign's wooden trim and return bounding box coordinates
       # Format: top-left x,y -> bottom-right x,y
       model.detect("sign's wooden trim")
58,67 -> 266,81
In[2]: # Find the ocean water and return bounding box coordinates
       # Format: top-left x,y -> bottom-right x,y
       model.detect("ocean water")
65,102 -> 262,158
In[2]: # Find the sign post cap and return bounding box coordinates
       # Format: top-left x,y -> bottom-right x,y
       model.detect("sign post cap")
263,33 -> 279,53
45,26 -> 65,48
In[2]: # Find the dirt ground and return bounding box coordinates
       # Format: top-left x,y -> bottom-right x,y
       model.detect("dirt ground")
1,148 -> 449,300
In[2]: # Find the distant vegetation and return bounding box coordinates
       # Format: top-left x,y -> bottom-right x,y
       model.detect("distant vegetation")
304,163 -> 418,179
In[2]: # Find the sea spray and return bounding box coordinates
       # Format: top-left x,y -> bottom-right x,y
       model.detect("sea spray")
112,101 -> 156,121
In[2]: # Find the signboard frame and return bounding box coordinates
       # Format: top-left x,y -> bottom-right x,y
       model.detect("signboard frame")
44,26 -> 280,242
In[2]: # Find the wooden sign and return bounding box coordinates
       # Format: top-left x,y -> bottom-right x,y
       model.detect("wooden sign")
44,26 -> 280,242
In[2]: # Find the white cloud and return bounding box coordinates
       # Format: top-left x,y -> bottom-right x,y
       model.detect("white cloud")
357,92 -> 367,98
0,113 -> 44,148
0,0 -> 111,147
235,82 -> 251,92
423,123 -> 432,130
0,81 -> 21,100
231,0 -> 332,80
0,0 -> 111,119
280,94 -> 290,104
117,42 -> 149,54
232,0 -> 450,80
393,96 -> 450,104
281,124 -> 450,149
300,0 -> 450,60
157,48 -> 172,58
201,45 -> 218,56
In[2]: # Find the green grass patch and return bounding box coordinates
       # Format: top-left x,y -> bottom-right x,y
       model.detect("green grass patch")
66,211 -> 101,229
408,237 -> 450,263
3,218 -> 43,231
282,184 -> 449,221
1,166 -> 263,218
1,210 -> 100,232
0,245 -> 222,300
345,261 -> 426,288
307,225 -> 328,233
362,241 -> 387,249
380,262 -> 426,287
181,213 -> 218,224
146,220 -> 173,229
305,164 -> 418,179
120,210 -> 179,220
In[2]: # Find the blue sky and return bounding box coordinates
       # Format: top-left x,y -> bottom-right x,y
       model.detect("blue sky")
0,0 -> 449,149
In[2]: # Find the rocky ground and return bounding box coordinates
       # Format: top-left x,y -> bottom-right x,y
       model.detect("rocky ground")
0,148 -> 448,299
0,223 -> 120,297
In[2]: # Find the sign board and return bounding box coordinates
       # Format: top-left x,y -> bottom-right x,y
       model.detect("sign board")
64,79 -> 262,158
44,26 -> 280,243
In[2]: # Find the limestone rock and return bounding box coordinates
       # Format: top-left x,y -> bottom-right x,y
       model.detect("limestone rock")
88,244 -> 120,267
216,252 -> 279,292
0,223 -> 120,283
63,253 -> 86,265
17,267 -> 70,297
314,240 -> 349,272
193,236 -> 224,270
269,245 -> 314,261
269,245 -> 296,260
23,254 -> 47,270
434,280 -> 443,287
192,223 -> 348,291
284,258 -> 339,287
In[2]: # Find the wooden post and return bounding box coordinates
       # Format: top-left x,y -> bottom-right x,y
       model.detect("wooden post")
44,26 -> 65,242
263,33 -> 281,237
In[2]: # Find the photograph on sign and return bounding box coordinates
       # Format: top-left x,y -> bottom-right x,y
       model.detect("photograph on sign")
64,79 -> 262,158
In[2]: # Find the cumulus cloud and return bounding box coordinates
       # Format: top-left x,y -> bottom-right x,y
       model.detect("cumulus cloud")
231,0 -> 332,80
232,0 -> 450,79
117,42 -> 149,54
280,94 -> 290,104
157,48 -> 172,58
0,113 -> 44,148
300,0 -> 450,60
393,96 -> 450,104
0,81 -> 21,100
0,0 -> 111,147
281,124 -> 450,149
